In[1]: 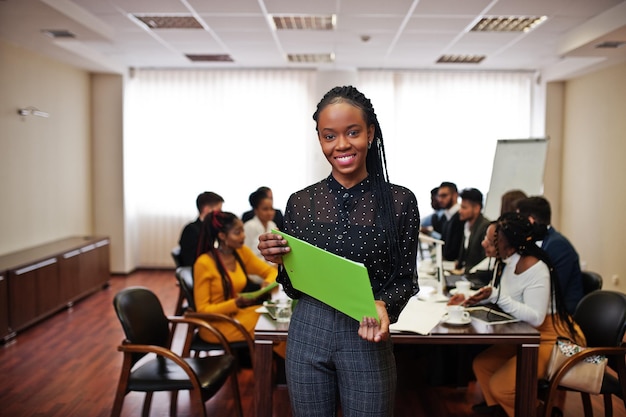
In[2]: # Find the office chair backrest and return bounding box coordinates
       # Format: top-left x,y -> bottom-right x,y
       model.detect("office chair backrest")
176,266 -> 196,311
573,290 -> 626,348
113,287 -> 171,363
580,270 -> 603,295
171,246 -> 182,267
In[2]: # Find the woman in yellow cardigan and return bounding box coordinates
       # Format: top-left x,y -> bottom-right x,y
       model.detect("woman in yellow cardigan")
193,210 -> 277,344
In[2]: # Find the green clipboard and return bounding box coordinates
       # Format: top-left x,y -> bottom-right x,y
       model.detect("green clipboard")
272,229 -> 379,322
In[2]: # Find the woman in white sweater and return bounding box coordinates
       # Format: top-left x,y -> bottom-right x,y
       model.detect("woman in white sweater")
457,212 -> 584,417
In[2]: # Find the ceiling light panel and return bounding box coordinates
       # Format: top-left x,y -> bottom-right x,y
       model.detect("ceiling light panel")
287,53 -> 334,63
436,54 -> 485,64
134,15 -> 203,29
41,29 -> 76,38
471,16 -> 547,32
595,41 -> 626,49
186,54 -> 233,62
272,15 -> 335,30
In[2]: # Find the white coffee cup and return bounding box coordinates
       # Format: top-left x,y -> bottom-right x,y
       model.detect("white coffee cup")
445,305 -> 470,323
455,280 -> 471,297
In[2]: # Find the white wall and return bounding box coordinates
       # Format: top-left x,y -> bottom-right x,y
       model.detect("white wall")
549,62 -> 626,292
543,82 -> 565,229
0,40 -> 92,254
91,74 -> 127,273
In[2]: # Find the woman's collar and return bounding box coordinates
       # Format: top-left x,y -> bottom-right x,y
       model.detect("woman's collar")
502,252 -> 521,265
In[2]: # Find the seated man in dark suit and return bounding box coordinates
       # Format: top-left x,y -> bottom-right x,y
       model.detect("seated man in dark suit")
178,191 -> 224,267
516,196 -> 584,314
454,188 -> 491,274
436,182 -> 464,261
242,186 -> 284,230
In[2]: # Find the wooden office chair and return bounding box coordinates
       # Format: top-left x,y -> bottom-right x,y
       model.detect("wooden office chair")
175,266 -> 255,366
581,270 -> 603,295
541,290 -> 626,417
111,286 -> 243,417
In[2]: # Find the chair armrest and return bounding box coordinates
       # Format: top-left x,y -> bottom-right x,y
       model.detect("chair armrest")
117,341 -> 203,387
167,315 -> 234,355
184,312 -> 255,365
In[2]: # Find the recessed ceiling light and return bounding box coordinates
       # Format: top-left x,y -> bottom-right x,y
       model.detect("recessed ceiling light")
436,54 -> 485,64
471,16 -> 547,33
595,41 -> 626,49
272,15 -> 336,30
185,54 -> 234,62
134,15 -> 202,29
287,53 -> 335,63
41,29 -> 76,39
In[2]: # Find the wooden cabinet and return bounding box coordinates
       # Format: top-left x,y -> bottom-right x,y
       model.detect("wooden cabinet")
58,249 -> 81,306
0,272 -> 9,341
0,237 -> 110,342
9,257 -> 60,330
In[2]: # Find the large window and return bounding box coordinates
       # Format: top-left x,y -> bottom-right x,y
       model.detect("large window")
125,69 -> 533,266
358,71 -> 533,212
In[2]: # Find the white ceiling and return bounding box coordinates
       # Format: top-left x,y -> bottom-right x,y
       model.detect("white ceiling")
1,0 -> 625,80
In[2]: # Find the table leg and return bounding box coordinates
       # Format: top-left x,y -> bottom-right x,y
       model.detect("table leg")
516,342 -> 539,417
254,339 -> 274,417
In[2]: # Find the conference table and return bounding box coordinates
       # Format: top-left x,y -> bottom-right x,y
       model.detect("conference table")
253,312 -> 540,417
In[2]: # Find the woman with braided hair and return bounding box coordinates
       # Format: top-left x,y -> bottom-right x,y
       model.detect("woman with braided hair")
454,212 -> 584,416
258,85 -> 420,416
193,210 -> 277,344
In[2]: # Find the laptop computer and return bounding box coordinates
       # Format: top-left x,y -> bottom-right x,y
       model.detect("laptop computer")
445,270 -> 492,290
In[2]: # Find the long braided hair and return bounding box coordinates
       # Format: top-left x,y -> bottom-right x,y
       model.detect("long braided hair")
493,212 -> 580,341
312,85 -> 402,289
197,211 -> 250,300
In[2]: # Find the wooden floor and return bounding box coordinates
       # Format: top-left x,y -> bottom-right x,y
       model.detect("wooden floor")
0,269 -> 623,417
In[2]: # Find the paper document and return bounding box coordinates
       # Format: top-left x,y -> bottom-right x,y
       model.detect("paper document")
390,297 -> 447,335
272,229 -> 378,322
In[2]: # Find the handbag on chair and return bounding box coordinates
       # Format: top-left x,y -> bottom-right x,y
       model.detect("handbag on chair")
545,337 -> 608,394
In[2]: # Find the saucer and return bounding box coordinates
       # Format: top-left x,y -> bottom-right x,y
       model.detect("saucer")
449,288 -> 477,297
442,315 -> 472,326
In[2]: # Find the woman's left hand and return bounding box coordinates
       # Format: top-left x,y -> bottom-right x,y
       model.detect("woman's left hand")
358,300 -> 389,342
258,232 -> 290,264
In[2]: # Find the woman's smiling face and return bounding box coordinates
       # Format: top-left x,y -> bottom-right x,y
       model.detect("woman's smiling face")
316,101 -> 374,188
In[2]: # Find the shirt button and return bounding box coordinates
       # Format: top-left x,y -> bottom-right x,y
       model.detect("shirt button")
343,193 -> 350,199
337,235 -> 343,240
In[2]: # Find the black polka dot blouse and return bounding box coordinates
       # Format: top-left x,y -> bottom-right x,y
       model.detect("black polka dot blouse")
277,174 -> 420,323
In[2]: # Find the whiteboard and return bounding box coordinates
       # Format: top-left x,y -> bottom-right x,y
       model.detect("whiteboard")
483,138 -> 549,220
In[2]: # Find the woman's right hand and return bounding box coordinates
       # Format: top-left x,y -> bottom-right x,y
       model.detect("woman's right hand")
447,294 -> 466,306
257,232 -> 291,264
463,286 -> 492,306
